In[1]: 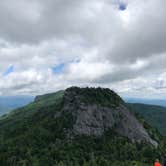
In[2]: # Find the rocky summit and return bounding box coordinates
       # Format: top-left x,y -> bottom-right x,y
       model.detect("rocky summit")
61,87 -> 158,147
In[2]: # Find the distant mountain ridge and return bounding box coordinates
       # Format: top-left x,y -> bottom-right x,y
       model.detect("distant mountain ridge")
0,104 -> 10,115
0,96 -> 34,115
125,97 -> 166,106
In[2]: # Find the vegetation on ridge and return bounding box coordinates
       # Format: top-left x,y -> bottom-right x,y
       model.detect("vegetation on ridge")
0,87 -> 165,165
65,87 -> 124,108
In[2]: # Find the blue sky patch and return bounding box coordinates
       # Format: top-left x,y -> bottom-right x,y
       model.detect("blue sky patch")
3,65 -> 14,77
52,63 -> 65,74
119,3 -> 127,11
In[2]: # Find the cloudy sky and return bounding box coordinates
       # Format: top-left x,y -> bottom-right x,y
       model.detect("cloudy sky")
0,0 -> 166,98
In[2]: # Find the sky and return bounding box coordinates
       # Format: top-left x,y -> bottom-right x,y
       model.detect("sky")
0,0 -> 166,98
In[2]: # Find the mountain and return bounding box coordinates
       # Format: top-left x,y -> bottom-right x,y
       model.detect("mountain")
61,88 -> 157,146
127,103 -> 166,135
0,96 -> 34,116
125,98 -> 166,107
0,104 -> 10,116
0,87 -> 165,166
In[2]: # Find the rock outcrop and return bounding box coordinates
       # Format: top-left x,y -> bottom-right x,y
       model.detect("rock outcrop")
62,87 -> 158,147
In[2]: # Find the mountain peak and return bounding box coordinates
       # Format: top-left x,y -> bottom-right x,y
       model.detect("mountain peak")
59,87 -> 158,147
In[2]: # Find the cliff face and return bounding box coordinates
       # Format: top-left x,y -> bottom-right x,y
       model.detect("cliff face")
62,87 -> 158,147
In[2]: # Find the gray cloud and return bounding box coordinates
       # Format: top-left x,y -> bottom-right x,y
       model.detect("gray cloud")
0,0 -> 166,98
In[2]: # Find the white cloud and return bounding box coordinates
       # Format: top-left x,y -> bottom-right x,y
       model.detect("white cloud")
0,0 -> 166,98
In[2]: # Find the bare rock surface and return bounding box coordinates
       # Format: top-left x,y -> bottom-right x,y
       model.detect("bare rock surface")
62,87 -> 158,147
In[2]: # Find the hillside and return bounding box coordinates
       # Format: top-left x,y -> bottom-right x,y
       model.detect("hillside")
127,103 -> 166,135
0,87 -> 165,166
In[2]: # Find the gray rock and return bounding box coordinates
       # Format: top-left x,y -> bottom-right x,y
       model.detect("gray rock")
61,88 -> 158,147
